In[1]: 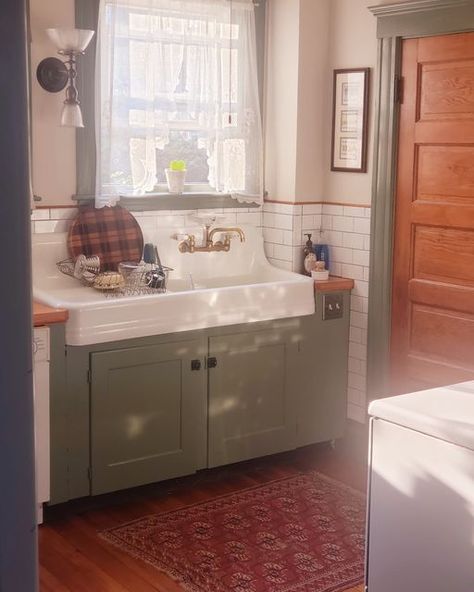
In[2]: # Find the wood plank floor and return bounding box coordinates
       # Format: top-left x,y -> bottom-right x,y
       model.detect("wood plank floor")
39,441 -> 368,592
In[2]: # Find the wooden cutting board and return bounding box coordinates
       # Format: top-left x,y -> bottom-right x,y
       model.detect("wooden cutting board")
68,205 -> 144,271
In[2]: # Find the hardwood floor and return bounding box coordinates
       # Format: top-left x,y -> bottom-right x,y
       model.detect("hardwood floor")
39,439 -> 368,592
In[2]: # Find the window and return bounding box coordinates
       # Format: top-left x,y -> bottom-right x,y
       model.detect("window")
96,0 -> 263,205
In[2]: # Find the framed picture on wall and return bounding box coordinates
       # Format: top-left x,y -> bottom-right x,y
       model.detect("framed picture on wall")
331,68 -> 370,172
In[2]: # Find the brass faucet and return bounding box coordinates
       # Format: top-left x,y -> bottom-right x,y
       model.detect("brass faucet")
178,225 -> 246,253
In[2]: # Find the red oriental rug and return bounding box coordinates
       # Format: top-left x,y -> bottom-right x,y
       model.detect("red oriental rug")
101,471 -> 366,592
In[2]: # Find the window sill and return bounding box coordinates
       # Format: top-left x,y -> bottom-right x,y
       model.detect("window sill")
118,192 -> 260,212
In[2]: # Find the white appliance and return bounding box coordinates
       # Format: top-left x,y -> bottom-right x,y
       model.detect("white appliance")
33,326 -> 50,524
366,382 -> 474,592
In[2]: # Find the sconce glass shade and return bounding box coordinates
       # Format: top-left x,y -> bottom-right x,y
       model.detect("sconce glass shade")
47,28 -> 95,53
61,102 -> 84,128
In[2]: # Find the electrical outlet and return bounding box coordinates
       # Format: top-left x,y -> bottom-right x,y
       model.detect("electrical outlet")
323,293 -> 344,320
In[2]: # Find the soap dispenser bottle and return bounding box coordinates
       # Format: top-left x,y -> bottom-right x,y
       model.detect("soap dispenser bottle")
303,233 -> 317,276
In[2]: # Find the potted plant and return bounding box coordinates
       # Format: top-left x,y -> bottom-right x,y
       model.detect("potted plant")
165,160 -> 187,194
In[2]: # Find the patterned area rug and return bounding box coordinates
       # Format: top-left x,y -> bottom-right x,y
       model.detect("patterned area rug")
101,471 -> 366,592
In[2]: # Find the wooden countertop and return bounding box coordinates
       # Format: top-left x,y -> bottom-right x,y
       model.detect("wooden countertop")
33,302 -> 68,327
314,276 -> 355,293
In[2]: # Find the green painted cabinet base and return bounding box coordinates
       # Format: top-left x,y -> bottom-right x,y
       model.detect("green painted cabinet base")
208,330 -> 298,468
90,340 -> 206,495
49,292 -> 351,504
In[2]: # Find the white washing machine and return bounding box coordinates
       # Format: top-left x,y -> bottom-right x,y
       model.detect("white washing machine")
366,381 -> 474,592
33,326 -> 50,524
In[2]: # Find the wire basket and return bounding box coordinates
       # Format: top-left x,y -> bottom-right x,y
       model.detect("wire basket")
57,256 -> 173,296
56,257 -> 99,286
117,262 -> 173,296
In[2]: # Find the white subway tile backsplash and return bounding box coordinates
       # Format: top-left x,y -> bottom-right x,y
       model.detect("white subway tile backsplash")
331,246 -> 353,264
321,215 -> 332,230
293,214 -> 302,232
264,202 -> 300,215
352,280 -> 369,298
49,207 -> 79,220
353,217 -> 371,235
272,213 -> 294,230
263,227 -> 284,244
34,220 -> 71,233
348,372 -> 367,392
324,230 -> 344,247
350,295 -> 368,313
263,212 -> 275,228
343,206 -> 367,218
343,233 -> 365,250
348,387 -> 366,407
341,263 -> 365,281
351,310 -> 368,330
349,341 -> 367,361
350,326 -> 363,344
330,262 -> 342,277
236,211 -> 262,225
273,244 -> 293,262
347,403 -> 366,423
332,215 -> 354,232
348,356 -> 365,375
283,230 -> 294,246
324,204 -> 344,216
353,249 -> 370,266
302,203 -> 322,215
31,209 -> 50,221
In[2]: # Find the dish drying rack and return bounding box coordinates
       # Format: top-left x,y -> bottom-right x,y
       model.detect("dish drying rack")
57,255 -> 172,297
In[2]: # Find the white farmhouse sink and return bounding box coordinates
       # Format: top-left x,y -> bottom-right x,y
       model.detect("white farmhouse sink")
32,225 -> 315,345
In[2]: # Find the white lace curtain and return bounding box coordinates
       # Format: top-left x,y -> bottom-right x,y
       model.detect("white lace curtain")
96,0 -> 263,206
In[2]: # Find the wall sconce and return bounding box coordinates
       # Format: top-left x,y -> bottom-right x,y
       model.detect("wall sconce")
36,28 -> 95,128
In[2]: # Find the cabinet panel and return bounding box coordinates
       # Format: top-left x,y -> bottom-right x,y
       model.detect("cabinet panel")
90,340 -> 206,495
295,293 -> 350,447
208,330 -> 298,467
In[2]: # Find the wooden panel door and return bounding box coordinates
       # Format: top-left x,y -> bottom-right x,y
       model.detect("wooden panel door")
90,340 -> 206,495
391,33 -> 474,395
208,329 -> 298,467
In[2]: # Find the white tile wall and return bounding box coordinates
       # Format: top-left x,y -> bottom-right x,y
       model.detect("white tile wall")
262,202 -> 322,272
320,203 -> 371,425
31,206 -> 263,235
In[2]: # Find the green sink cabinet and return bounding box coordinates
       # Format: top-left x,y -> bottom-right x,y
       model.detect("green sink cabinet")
90,340 -> 206,495
208,329 -> 299,467
49,290 -> 351,504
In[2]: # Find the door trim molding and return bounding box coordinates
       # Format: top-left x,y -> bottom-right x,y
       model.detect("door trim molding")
370,0 -> 474,38
366,2 -> 474,400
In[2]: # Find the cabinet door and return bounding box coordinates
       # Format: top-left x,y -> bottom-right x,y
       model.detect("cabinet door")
208,330 -> 298,467
90,340 -> 206,495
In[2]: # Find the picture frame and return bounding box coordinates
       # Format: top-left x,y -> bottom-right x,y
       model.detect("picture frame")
331,68 -> 370,173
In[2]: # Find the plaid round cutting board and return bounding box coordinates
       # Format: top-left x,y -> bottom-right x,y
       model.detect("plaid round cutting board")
68,205 -> 144,271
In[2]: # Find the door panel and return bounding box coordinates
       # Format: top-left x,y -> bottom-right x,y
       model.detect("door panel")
91,340 -> 206,495
208,330 -> 297,467
391,32 -> 474,395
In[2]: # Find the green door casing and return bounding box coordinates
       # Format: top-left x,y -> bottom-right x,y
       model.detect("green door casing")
208,329 -> 299,467
90,340 -> 206,495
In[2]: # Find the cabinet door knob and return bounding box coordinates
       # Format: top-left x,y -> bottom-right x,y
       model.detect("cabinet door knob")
207,357 -> 218,369
191,359 -> 202,371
